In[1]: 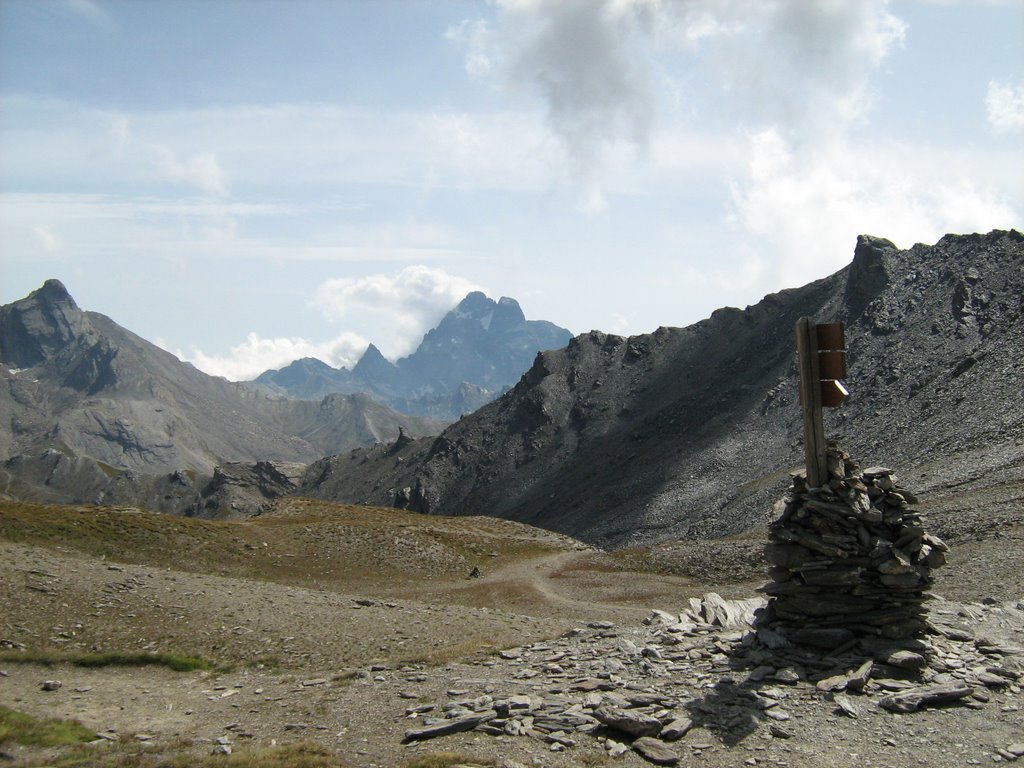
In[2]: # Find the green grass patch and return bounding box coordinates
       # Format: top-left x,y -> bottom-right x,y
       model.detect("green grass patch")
0,650 -> 213,672
72,652 -> 213,672
0,706 -> 94,747
39,741 -> 354,768
403,754 -> 494,768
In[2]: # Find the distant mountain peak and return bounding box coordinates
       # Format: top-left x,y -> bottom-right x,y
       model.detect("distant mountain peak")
252,290 -> 572,420
0,278 -> 83,368
493,295 -> 526,328
360,343 -> 387,361
353,342 -> 400,380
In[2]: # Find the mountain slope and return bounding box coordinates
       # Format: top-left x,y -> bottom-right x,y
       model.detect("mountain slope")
0,281 -> 441,478
300,231 -> 1024,547
254,292 -> 573,419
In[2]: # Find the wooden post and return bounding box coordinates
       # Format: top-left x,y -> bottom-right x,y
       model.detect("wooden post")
795,317 -> 828,487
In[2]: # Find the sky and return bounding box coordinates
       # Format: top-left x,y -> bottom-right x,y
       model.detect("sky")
1,0 -> 1021,381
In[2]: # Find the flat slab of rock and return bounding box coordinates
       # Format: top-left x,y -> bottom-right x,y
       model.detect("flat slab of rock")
878,683 -> 973,713
592,704 -> 662,737
402,710 -> 496,742
816,660 -> 873,693
632,736 -> 681,765
660,716 -> 695,741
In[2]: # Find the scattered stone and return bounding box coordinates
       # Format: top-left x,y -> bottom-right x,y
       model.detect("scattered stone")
833,693 -> 862,718
605,739 -> 629,757
592,704 -> 662,737
631,736 -> 680,766
41,680 -> 62,692
659,716 -> 695,741
402,711 -> 497,743
878,682 -> 974,713
773,667 -> 801,685
886,650 -> 927,670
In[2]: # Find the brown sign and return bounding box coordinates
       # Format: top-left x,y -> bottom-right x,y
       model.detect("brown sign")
817,322 -> 847,407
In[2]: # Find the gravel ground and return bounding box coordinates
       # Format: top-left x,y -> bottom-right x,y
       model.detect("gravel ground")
2,518 -> 1022,768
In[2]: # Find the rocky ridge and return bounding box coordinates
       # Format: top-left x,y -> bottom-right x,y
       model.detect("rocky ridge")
0,280 -> 443,512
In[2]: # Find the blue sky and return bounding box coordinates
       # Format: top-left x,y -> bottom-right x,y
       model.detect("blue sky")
1,0 -> 1021,380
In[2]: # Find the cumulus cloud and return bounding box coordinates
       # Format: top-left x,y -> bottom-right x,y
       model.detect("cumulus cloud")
176,265 -> 486,380
503,0 -> 657,211
311,265 -> 486,359
730,128 -> 1020,288
699,0 -> 905,137
178,330 -> 371,382
986,78 -> 1024,133
457,0 -> 906,208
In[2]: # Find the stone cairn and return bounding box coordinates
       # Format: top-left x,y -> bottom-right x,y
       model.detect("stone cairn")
757,444 -> 948,651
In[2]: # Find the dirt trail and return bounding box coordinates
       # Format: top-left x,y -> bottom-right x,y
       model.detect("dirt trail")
3,534 -> 1023,768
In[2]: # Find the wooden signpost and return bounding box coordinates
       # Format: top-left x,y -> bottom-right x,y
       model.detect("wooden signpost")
795,318 -> 847,487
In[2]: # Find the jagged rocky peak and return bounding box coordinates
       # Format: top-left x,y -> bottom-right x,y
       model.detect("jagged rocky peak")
33,278 -> 79,310
354,343 -> 397,374
845,234 -> 897,320
448,291 -> 525,331
0,278 -> 84,368
494,295 -> 527,329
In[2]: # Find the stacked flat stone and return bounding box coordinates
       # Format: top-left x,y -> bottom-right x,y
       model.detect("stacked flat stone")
759,445 -> 948,647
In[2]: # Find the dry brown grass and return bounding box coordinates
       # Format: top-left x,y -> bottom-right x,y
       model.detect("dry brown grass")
0,498 -> 564,595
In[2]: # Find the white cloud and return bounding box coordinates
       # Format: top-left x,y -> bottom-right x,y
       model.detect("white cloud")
177,331 -> 371,382
730,128 -> 1020,289
1,97 -> 555,200
986,79 -> 1024,133
445,18 -> 495,76
32,226 -> 59,251
701,0 -> 906,136
174,266 -> 487,380
458,0 -> 907,208
311,266 -> 486,359
477,0 -> 658,211
156,147 -> 228,197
